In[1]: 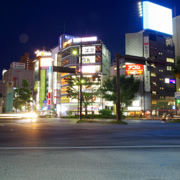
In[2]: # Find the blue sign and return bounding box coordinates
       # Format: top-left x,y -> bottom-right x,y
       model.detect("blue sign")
169,79 -> 176,84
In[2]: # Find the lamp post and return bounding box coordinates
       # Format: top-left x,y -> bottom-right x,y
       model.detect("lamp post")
72,45 -> 83,120
79,42 -> 83,120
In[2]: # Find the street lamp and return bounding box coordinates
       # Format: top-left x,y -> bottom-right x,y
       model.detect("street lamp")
72,47 -> 83,120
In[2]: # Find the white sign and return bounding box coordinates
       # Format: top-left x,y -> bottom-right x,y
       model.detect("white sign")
82,56 -> 95,64
40,58 -> 52,67
144,36 -> 149,59
143,1 -> 173,35
144,65 -> 150,92
82,65 -> 100,73
10,62 -> 25,69
73,37 -> 97,43
82,46 -> 96,54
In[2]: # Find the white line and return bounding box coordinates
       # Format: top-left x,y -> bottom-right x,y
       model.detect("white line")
0,145 -> 180,150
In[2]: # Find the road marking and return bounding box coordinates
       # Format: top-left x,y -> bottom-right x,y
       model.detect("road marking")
0,145 -> 180,150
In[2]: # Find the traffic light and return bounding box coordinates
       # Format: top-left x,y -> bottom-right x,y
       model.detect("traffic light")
177,99 -> 180,104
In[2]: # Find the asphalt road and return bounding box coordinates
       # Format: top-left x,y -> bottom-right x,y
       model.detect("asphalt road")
0,118 -> 180,179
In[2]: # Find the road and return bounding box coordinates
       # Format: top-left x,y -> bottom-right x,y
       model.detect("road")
0,118 -> 180,179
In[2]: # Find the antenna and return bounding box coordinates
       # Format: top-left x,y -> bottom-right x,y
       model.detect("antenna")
64,23 -> 66,34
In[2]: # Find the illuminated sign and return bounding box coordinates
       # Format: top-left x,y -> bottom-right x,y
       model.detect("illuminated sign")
165,78 -> 176,84
144,36 -> 149,58
73,36 -> 97,43
63,39 -> 72,48
82,46 -> 96,54
82,65 -> 101,73
40,58 -> 52,67
40,70 -> 46,108
143,1 -> 173,35
36,51 -> 51,57
126,64 -> 143,75
59,36 -> 62,49
82,56 -> 95,64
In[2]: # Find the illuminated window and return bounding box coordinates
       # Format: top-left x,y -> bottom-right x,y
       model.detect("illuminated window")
167,66 -> 172,71
160,87 -> 164,90
152,82 -> 157,86
152,91 -> 157,95
151,73 -> 156,77
152,100 -> 157,104
159,78 -> 164,81
166,58 -> 174,63
159,69 -> 163,72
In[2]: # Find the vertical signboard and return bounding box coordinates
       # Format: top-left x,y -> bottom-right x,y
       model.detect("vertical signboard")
144,36 -> 149,59
40,70 -> 46,108
144,65 -> 150,92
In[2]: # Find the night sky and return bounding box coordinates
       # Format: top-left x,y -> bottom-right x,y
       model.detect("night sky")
0,0 -> 180,77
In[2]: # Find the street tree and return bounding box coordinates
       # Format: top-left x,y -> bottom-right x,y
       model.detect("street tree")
13,80 -> 32,111
99,75 -> 140,113
65,75 -> 99,115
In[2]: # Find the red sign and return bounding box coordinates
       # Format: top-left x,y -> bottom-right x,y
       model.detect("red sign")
126,64 -> 143,75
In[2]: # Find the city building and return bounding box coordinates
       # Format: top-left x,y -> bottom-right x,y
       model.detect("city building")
33,35 -> 111,116
53,34 -> 111,116
122,1 -> 176,116
19,53 -> 34,70
2,62 -> 34,112
33,51 -> 53,111
173,15 -> 180,92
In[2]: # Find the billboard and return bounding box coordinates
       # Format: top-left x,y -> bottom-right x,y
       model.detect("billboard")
82,56 -> 96,64
143,1 -> 173,35
40,57 -> 52,67
82,65 -> 101,73
126,64 -> 143,75
82,46 -> 96,54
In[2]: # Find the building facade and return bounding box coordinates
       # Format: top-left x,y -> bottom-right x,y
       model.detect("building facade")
125,30 -> 176,115
2,62 -> 34,112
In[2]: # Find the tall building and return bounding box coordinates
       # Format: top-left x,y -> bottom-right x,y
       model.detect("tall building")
19,53 -> 34,70
54,34 -> 111,116
33,51 -> 53,111
124,2 -> 176,116
173,15 -> 180,92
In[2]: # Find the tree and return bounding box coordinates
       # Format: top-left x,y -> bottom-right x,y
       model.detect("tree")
13,80 -> 32,111
99,75 -> 140,112
65,75 -> 99,115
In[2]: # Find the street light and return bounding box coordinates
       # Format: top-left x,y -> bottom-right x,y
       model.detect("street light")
72,47 -> 83,120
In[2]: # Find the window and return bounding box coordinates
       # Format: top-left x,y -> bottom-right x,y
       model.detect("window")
152,91 -> 157,95
159,69 -> 163,72
166,58 -> 174,63
167,66 -> 172,71
159,78 -> 164,81
151,73 -> 156,77
152,82 -> 157,86
160,87 -> 164,90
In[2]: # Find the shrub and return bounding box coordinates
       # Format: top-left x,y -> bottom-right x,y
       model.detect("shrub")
99,109 -> 112,116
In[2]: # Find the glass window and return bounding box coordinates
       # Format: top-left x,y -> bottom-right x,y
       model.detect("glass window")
166,58 -> 174,63
151,73 -> 156,77
167,66 -> 172,71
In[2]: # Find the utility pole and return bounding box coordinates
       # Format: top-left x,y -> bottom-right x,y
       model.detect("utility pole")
115,53 -> 121,121
79,42 -> 83,120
